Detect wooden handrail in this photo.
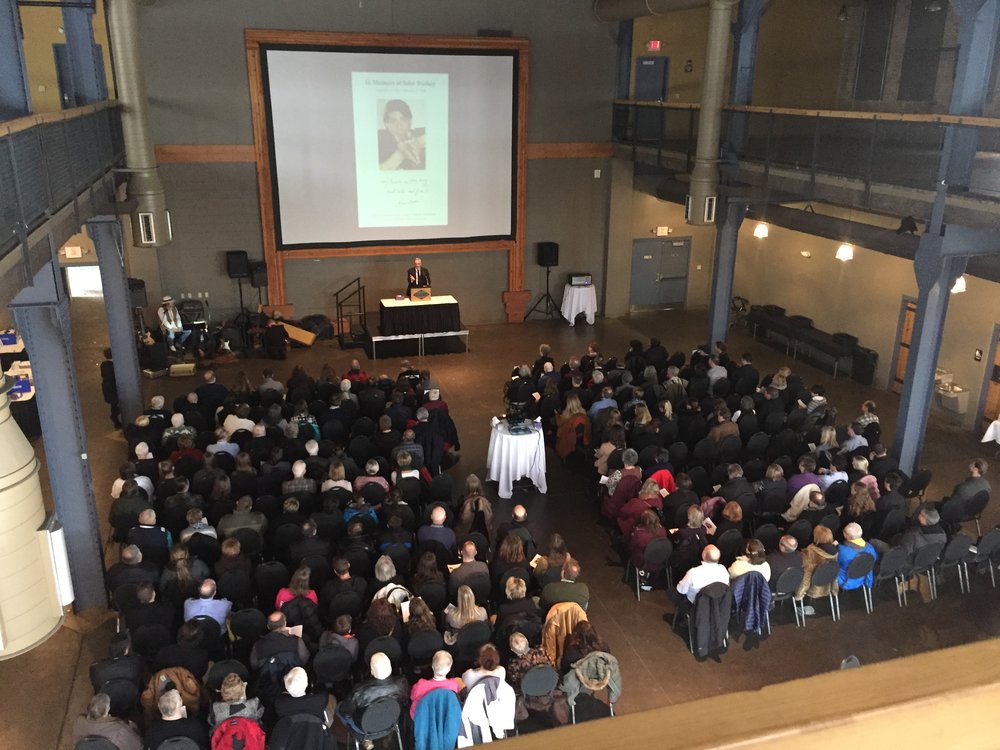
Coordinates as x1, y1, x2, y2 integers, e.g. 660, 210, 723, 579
1, 99, 121, 138
612, 98, 1000, 128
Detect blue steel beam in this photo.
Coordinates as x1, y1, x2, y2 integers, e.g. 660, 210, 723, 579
0, 0, 31, 118
62, 3, 105, 105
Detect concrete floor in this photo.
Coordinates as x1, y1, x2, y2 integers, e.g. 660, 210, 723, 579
2, 295, 997, 749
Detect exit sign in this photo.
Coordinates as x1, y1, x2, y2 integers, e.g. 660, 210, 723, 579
646, 40, 661, 52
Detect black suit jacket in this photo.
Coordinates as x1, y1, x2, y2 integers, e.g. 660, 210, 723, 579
407, 266, 431, 289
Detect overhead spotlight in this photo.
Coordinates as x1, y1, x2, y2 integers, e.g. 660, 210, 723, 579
836, 243, 854, 261
837, 4, 849, 21
753, 222, 769, 239
896, 215, 919, 235
925, 0, 943, 11
951, 275, 966, 293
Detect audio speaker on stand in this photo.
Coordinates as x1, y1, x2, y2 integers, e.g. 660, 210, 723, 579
525, 242, 560, 320
537, 242, 559, 268
226, 250, 250, 279
250, 261, 268, 288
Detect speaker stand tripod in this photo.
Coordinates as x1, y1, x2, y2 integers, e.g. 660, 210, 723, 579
525, 266, 560, 320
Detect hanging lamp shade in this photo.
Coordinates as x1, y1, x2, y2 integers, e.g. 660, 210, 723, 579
835, 243, 854, 261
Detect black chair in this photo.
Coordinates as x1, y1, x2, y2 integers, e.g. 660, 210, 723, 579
344, 547, 375, 580
460, 532, 492, 564
112, 583, 139, 633
824, 480, 850, 508
843, 553, 876, 614
756, 487, 788, 518
216, 569, 253, 609
349, 697, 403, 750
312, 645, 354, 689
382, 543, 413, 579
770, 566, 804, 627
406, 628, 445, 671
807, 559, 842, 621
463, 574, 493, 609
937, 534, 972, 594
715, 529, 744, 567
363, 635, 404, 673
873, 547, 910, 607
876, 509, 906, 542
451, 620, 493, 669
903, 468, 932, 500
254, 560, 290, 611
625, 536, 673, 601
668, 442, 688, 472
130, 623, 172, 660
98, 677, 140, 717
754, 523, 780, 553
230, 608, 268, 643
962, 491, 991, 537
272, 523, 303, 563
907, 541, 945, 600
744, 432, 770, 462
190, 615, 227, 660
205, 659, 249, 694
74, 738, 120, 750
817, 513, 840, 538
690, 438, 718, 470
687, 466, 711, 498
232, 527, 263, 559
786, 519, 813, 550
971, 528, 1000, 588
718, 436, 742, 464
416, 581, 448, 616
516, 665, 560, 734
673, 582, 731, 657
299, 554, 331, 591
327, 590, 364, 622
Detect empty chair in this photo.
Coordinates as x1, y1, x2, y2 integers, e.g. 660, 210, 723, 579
715, 529, 743, 568
903, 469, 932, 500
970, 529, 1000, 588
327, 590, 364, 622
907, 541, 945, 600
216, 569, 253, 609
876, 509, 906, 543
786, 519, 813, 551
817, 513, 840, 538
254, 560, 290, 611
754, 524, 780, 553
937, 534, 973, 594
824, 480, 850, 509
744, 432, 770, 462
770, 566, 805, 627
873, 547, 910, 607
451, 620, 492, 670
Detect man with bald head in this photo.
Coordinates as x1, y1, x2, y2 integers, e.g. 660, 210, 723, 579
496, 504, 537, 558
338, 652, 410, 734
672, 544, 729, 611
417, 504, 456, 553
182, 578, 231, 632
837, 522, 877, 590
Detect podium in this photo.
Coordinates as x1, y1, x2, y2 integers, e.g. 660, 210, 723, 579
410, 286, 432, 302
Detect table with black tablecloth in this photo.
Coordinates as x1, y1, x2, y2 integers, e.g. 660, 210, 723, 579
379, 295, 462, 336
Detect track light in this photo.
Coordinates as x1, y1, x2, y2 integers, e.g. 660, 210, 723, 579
836, 243, 854, 261
926, 1, 943, 12
951, 275, 966, 293
838, 4, 849, 21
753, 222, 769, 239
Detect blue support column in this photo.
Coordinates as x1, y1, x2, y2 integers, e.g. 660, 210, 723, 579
9, 264, 106, 610
707, 200, 745, 347
892, 239, 967, 475
0, 0, 31, 119
945, 0, 999, 189
723, 0, 765, 170
62, 4, 105, 106
89, 216, 143, 425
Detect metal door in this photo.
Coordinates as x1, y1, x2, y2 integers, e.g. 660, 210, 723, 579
634, 56, 668, 141
629, 238, 689, 311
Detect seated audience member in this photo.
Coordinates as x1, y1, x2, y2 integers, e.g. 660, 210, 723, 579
496, 504, 538, 559
273, 666, 333, 727
289, 519, 331, 569
796, 525, 840, 614
183, 578, 231, 633
123, 581, 175, 633
601, 448, 642, 521
214, 537, 252, 579
321, 461, 354, 494
127, 509, 172, 567
337, 652, 409, 735
319, 614, 359, 662
73, 693, 142, 750
249, 612, 310, 670
841, 483, 877, 539
940, 459, 991, 516
555, 393, 591, 460
160, 545, 210, 608
559, 620, 610, 674
786, 455, 821, 502
90, 633, 145, 695
496, 576, 542, 628
405, 597, 439, 638
766, 535, 803, 585
837, 522, 878, 589
451, 540, 490, 590
443, 584, 488, 645
416, 505, 457, 553
462, 643, 506, 693
838, 421, 869, 455
876, 472, 907, 514
409, 650, 462, 719
216, 496, 268, 540
728, 539, 771, 581
275, 565, 319, 610
670, 544, 728, 615
856, 400, 879, 429
616, 479, 665, 538
852, 456, 881, 500
628, 509, 667, 590
209, 672, 264, 728
867, 443, 898, 487
370, 555, 411, 605
144, 689, 210, 750
816, 453, 849, 492
507, 631, 555, 698
154, 621, 208, 678
714, 501, 745, 538
899, 505, 948, 558
492, 533, 529, 585
540, 560, 590, 612
670, 506, 711, 578
180, 507, 217, 544
106, 544, 159, 592
533, 532, 571, 588
355, 599, 404, 659
796, 490, 832, 527
410, 551, 445, 590
455, 474, 493, 542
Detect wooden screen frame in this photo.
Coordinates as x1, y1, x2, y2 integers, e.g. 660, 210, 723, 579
245, 29, 529, 312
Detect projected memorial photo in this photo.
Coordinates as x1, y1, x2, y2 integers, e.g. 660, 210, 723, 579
378, 99, 426, 170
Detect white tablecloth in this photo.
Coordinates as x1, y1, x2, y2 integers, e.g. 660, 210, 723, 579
486, 422, 547, 499
560, 284, 597, 326
982, 420, 1000, 445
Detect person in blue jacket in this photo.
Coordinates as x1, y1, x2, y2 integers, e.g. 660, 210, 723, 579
837, 522, 877, 589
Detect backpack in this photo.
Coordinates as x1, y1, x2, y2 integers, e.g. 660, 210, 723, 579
211, 717, 266, 750
252, 650, 302, 702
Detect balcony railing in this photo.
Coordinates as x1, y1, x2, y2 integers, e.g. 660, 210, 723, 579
612, 99, 1000, 204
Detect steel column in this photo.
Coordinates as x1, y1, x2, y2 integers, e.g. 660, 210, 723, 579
89, 216, 142, 425
707, 200, 745, 346
945, 0, 999, 189
722, 0, 765, 173
0, 0, 30, 118
9, 263, 106, 610
61, 3, 105, 105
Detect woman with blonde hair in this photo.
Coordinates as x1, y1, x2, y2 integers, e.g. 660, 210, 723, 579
796, 525, 839, 602
321, 461, 352, 493
443, 584, 487, 645
159, 544, 209, 607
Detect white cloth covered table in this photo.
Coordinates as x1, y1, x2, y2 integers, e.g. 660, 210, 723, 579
486, 421, 547, 499
981, 419, 1000, 446
560, 284, 597, 326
